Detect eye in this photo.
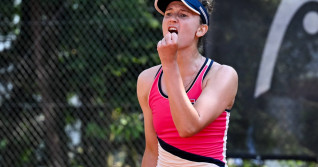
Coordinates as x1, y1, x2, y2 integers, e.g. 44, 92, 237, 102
165, 12, 172, 17
179, 13, 187, 17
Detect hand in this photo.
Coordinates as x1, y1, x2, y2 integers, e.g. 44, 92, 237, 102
157, 32, 178, 65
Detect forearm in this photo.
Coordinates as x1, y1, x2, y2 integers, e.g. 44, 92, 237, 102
162, 63, 201, 137
141, 149, 158, 167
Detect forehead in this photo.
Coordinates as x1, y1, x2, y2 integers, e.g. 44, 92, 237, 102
166, 1, 190, 11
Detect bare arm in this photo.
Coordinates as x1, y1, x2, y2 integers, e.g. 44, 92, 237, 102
163, 63, 238, 137
157, 32, 238, 138
137, 67, 160, 167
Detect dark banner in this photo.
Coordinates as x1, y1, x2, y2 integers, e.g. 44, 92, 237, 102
207, 0, 318, 158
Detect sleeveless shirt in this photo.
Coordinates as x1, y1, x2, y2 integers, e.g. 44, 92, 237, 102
148, 58, 230, 167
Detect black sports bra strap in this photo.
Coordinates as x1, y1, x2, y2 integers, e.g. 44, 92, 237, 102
154, 66, 162, 79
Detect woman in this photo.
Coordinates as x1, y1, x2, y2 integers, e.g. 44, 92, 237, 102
137, 0, 238, 166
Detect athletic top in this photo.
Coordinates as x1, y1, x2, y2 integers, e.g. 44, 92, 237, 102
148, 58, 230, 167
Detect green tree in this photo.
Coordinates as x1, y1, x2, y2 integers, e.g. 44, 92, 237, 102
56, 0, 161, 166
1, 0, 162, 166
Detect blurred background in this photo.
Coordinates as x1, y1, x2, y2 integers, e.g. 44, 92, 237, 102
0, 0, 317, 166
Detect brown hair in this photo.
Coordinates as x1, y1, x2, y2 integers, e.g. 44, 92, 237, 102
197, 0, 214, 54
199, 0, 214, 15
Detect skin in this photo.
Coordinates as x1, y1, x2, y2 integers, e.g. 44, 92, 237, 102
137, 1, 238, 167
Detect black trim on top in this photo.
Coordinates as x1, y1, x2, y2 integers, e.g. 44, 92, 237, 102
158, 72, 168, 98
158, 137, 225, 167
203, 59, 213, 80
154, 66, 162, 79
225, 109, 231, 112
158, 57, 208, 98
186, 57, 208, 92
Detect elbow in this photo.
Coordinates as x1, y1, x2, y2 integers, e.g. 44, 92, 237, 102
177, 127, 198, 138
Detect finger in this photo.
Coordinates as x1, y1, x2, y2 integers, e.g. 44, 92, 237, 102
164, 32, 172, 44
171, 32, 178, 44
160, 38, 166, 46
157, 40, 162, 48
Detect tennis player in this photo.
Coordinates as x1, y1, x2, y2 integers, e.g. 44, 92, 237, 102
137, 0, 238, 166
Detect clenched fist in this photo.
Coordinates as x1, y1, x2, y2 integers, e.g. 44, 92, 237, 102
157, 32, 178, 65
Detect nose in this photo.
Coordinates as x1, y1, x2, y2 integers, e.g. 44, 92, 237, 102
167, 14, 178, 23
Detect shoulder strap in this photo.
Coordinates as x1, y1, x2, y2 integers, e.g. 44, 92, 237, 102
154, 66, 162, 79
203, 58, 213, 80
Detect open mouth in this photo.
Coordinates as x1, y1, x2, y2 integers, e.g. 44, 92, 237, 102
168, 27, 178, 34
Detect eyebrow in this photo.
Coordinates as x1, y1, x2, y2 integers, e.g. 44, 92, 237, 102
165, 7, 191, 13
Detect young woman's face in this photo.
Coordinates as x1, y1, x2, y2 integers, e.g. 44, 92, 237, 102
162, 1, 201, 48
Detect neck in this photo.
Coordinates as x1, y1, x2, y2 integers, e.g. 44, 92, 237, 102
176, 45, 204, 77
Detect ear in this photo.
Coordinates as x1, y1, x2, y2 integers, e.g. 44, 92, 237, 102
196, 24, 209, 37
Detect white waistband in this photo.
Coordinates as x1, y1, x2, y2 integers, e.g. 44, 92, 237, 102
157, 143, 221, 167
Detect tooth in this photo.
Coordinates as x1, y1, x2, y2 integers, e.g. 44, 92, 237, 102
168, 27, 178, 34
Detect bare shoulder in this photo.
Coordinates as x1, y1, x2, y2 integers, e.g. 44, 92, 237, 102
202, 61, 238, 109
137, 65, 162, 98
137, 65, 162, 87
208, 62, 238, 81
138, 65, 161, 82
203, 61, 238, 88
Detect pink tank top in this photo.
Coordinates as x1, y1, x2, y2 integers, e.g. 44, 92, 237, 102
149, 58, 230, 166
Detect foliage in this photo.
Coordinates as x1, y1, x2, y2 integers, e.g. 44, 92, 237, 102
110, 108, 144, 142
1, 0, 318, 166
1, 0, 160, 166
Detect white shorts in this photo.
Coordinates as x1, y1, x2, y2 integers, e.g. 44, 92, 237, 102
157, 143, 223, 167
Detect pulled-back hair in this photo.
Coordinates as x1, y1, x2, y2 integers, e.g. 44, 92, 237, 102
199, 0, 214, 15
198, 0, 214, 54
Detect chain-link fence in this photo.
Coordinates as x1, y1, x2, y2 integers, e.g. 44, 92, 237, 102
0, 0, 163, 166
1, 0, 318, 167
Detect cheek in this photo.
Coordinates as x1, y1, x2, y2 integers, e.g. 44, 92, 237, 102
161, 22, 165, 35
179, 25, 197, 39
180, 19, 200, 35
162, 20, 169, 36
